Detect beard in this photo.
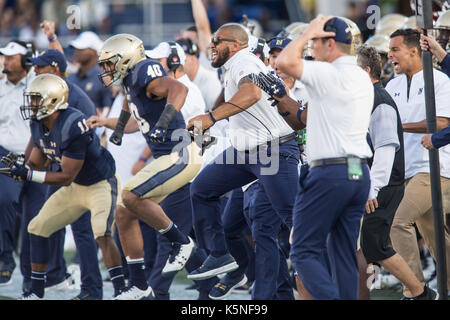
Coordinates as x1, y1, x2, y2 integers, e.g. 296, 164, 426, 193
211, 47, 230, 68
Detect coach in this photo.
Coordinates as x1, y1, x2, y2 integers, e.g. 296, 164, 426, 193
186, 22, 300, 281
276, 15, 374, 299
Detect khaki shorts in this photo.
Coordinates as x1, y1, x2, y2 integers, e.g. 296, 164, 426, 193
28, 174, 121, 239
120, 141, 202, 205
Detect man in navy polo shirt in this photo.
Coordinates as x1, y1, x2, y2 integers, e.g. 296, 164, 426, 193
27, 50, 105, 300
67, 31, 112, 117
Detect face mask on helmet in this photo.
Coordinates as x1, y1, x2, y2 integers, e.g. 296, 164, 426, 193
21, 92, 66, 121
98, 54, 123, 87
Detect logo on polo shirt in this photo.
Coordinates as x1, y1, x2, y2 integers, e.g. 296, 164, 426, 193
418, 88, 423, 95
85, 82, 93, 91
394, 92, 400, 97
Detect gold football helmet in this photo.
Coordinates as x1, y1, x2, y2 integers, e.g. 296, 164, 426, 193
375, 23, 401, 37
364, 34, 390, 54
21, 74, 69, 120
434, 10, 450, 51
98, 33, 146, 87
277, 22, 306, 38
400, 16, 417, 30
375, 14, 408, 33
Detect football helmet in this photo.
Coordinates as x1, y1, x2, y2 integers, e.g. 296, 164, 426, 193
365, 34, 390, 54
375, 14, 408, 34
285, 23, 312, 58
98, 33, 146, 87
434, 10, 450, 51
21, 74, 68, 120
400, 16, 417, 29
364, 35, 393, 80
240, 14, 264, 38
277, 22, 306, 38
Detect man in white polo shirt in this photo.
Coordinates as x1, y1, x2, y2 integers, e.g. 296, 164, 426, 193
275, 15, 374, 300
386, 28, 450, 298
0, 40, 36, 285
185, 23, 300, 281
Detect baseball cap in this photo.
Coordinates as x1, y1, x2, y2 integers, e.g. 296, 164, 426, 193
29, 49, 67, 73
146, 42, 186, 65
323, 17, 352, 44
0, 41, 28, 56
268, 37, 292, 52
69, 31, 103, 54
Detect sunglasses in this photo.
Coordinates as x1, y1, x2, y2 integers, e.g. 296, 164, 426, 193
211, 36, 238, 46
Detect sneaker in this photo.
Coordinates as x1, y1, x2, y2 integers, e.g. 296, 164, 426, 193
72, 292, 101, 300
45, 273, 76, 291
209, 274, 248, 300
187, 253, 239, 280
234, 279, 254, 292
401, 286, 439, 300
0, 270, 13, 286
113, 285, 155, 300
162, 237, 196, 277
18, 292, 43, 300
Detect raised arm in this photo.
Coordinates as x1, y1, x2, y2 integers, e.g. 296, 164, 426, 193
190, 0, 213, 54
40, 20, 64, 54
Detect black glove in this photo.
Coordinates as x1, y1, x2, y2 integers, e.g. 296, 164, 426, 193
0, 160, 29, 182
148, 127, 168, 143
248, 72, 287, 100
1, 152, 24, 168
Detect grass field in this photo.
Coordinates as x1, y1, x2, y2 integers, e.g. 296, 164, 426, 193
0, 249, 408, 301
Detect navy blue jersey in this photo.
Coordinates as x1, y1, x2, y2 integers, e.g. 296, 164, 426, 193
67, 81, 97, 118
30, 107, 115, 186
123, 59, 187, 158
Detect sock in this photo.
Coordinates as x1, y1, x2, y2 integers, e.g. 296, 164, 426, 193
159, 222, 189, 244
126, 257, 147, 290
108, 266, 126, 296
31, 271, 46, 298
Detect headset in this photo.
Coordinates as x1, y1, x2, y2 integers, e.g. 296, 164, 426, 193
10, 40, 34, 71
167, 41, 181, 72
177, 38, 199, 58
252, 38, 266, 62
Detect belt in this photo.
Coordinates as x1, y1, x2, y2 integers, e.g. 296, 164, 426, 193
309, 157, 368, 169
244, 132, 297, 154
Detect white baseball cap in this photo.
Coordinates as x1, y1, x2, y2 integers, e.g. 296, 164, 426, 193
0, 41, 28, 56
146, 42, 186, 65
69, 31, 103, 54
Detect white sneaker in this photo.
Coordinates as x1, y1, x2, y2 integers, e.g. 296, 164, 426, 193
114, 285, 154, 300
19, 293, 43, 300
45, 274, 76, 292
162, 237, 195, 276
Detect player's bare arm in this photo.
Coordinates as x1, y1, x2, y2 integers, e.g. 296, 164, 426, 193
27, 147, 51, 171
146, 76, 188, 112
42, 156, 84, 186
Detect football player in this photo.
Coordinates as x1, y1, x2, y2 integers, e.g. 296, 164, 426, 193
91, 34, 201, 300
3, 74, 125, 299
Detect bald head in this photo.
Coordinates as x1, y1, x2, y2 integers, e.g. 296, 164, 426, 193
218, 23, 249, 46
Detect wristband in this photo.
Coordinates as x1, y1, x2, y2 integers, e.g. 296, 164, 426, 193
208, 111, 217, 124
138, 156, 148, 162
155, 104, 178, 129
28, 170, 46, 183
48, 35, 57, 42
